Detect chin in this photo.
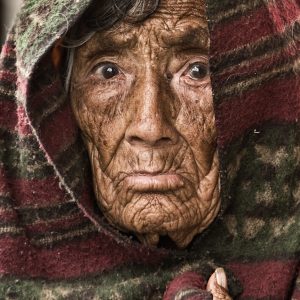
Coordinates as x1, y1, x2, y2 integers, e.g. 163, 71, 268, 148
99, 178, 220, 248
89, 142, 220, 249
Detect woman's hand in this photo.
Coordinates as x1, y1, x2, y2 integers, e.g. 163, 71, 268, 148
207, 268, 232, 300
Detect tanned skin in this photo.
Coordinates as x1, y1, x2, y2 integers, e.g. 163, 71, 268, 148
71, 0, 220, 248
71, 0, 232, 298
71, 0, 219, 249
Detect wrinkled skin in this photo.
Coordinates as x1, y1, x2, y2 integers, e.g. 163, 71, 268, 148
207, 268, 232, 300
70, 0, 220, 249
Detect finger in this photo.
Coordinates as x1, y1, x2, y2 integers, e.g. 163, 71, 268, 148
215, 267, 228, 290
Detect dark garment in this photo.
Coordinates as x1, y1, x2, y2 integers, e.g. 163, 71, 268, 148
0, 0, 299, 298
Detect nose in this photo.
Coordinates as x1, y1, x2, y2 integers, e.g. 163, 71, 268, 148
125, 74, 178, 148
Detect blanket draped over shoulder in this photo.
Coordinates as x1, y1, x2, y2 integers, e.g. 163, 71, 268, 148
0, 0, 299, 299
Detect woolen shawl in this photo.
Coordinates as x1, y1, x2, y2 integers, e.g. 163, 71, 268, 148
0, 0, 299, 298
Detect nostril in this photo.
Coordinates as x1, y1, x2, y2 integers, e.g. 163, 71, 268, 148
154, 137, 173, 147
127, 136, 145, 145
127, 136, 173, 147
160, 137, 172, 143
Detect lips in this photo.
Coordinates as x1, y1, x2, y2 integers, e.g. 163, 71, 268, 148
124, 173, 184, 192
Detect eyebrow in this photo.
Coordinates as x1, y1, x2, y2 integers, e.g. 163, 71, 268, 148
82, 36, 137, 59
86, 33, 138, 58
162, 27, 209, 49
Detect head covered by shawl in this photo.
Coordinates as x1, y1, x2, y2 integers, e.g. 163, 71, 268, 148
0, 0, 299, 299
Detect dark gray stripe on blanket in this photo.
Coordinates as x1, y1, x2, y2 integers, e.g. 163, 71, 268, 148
212, 21, 300, 73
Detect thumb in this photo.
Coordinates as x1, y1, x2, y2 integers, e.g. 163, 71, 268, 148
206, 267, 228, 292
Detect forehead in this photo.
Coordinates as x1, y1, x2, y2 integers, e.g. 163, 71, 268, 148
120, 0, 206, 35
81, 0, 208, 52
157, 0, 206, 18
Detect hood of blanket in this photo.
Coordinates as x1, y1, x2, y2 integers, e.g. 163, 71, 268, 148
14, 0, 127, 243
3, 0, 300, 275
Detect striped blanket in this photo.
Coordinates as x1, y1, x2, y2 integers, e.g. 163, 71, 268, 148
0, 0, 299, 298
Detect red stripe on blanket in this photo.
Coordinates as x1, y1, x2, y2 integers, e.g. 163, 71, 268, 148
0, 101, 17, 131
216, 76, 300, 147
0, 103, 32, 135
0, 210, 19, 223
0, 43, 14, 56
267, 0, 300, 33
292, 290, 300, 299
39, 104, 78, 158
16, 105, 32, 135
211, 6, 274, 54
227, 259, 298, 298
4, 177, 70, 206
0, 234, 165, 279
214, 41, 300, 84
0, 70, 17, 82
211, 1, 299, 55
163, 271, 207, 300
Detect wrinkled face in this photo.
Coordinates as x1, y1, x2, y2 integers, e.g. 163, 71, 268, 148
71, 0, 220, 248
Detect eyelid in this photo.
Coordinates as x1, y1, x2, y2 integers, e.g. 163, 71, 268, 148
91, 61, 120, 74
175, 58, 208, 78
183, 62, 208, 74
174, 58, 210, 86
183, 57, 208, 70
88, 63, 128, 85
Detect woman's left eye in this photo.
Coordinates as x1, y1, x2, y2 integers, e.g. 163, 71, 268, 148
186, 63, 208, 80
93, 63, 121, 79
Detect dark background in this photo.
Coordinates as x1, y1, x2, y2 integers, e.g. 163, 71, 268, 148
0, 0, 22, 46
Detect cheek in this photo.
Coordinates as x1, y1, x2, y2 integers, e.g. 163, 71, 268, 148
173, 82, 216, 173
175, 83, 216, 145
70, 81, 128, 166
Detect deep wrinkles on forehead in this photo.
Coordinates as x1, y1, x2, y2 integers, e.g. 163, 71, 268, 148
82, 4, 209, 54
156, 0, 206, 17
86, 22, 208, 54
114, 0, 207, 37
78, 0, 208, 59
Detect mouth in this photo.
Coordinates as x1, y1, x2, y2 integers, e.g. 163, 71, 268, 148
124, 172, 184, 192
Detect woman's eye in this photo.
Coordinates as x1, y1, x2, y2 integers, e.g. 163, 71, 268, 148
187, 63, 208, 80
94, 63, 120, 79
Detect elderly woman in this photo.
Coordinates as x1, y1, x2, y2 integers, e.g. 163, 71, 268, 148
0, 0, 299, 299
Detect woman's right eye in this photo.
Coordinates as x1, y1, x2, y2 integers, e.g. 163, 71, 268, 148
93, 63, 121, 80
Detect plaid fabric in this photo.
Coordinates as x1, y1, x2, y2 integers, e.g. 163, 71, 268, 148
0, 0, 299, 298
